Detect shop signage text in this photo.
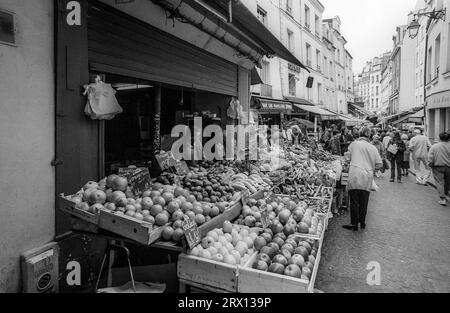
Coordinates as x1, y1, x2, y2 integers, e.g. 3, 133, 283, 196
427, 90, 450, 110
66, 1, 81, 26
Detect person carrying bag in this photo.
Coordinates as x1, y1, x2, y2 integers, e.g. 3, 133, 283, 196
387, 131, 406, 183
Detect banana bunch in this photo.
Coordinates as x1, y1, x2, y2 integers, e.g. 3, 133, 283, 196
230, 173, 271, 194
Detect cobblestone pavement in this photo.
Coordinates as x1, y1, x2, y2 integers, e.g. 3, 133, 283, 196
315, 174, 450, 293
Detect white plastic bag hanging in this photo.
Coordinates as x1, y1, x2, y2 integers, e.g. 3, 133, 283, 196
83, 77, 123, 120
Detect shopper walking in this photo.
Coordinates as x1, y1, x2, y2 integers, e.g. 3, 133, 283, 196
387, 131, 406, 183
383, 132, 393, 150
428, 132, 450, 206
329, 130, 342, 156
340, 128, 354, 156
371, 135, 385, 177
409, 129, 432, 185
401, 134, 410, 176
343, 127, 383, 232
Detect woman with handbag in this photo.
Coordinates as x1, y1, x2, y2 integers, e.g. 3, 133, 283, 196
387, 131, 406, 183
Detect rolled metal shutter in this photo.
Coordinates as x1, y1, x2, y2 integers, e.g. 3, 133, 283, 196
87, 1, 238, 96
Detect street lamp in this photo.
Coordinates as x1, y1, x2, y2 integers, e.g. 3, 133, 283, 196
407, 8, 446, 139
407, 18, 421, 39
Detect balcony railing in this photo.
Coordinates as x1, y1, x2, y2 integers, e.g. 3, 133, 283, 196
260, 84, 273, 98
305, 23, 310, 31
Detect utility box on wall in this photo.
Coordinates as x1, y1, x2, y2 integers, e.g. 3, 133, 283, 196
21, 243, 59, 293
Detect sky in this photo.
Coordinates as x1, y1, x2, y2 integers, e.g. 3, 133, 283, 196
320, 0, 419, 74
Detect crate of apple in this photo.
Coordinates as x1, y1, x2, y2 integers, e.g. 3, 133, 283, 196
235, 196, 324, 237
237, 229, 322, 293
187, 221, 259, 267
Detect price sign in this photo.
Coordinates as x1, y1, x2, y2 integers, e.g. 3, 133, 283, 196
182, 216, 201, 249
155, 152, 177, 171
260, 206, 270, 229
174, 161, 190, 175
118, 167, 151, 197
240, 189, 250, 206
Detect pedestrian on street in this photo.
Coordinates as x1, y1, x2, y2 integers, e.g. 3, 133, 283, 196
387, 131, 406, 183
383, 131, 393, 150
428, 132, 450, 206
401, 134, 410, 176
330, 130, 342, 156
320, 128, 331, 151
371, 135, 385, 178
340, 128, 354, 155
343, 127, 383, 232
409, 129, 432, 185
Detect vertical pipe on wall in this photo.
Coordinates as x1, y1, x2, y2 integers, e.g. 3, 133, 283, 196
153, 85, 162, 153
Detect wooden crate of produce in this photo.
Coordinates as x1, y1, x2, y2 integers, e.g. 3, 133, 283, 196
198, 201, 242, 238
98, 210, 164, 245
237, 236, 322, 293
58, 195, 99, 225
178, 254, 239, 292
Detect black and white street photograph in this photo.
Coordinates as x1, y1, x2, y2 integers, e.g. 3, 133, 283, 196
0, 0, 449, 299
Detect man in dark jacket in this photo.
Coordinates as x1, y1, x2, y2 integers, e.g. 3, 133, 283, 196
330, 130, 342, 156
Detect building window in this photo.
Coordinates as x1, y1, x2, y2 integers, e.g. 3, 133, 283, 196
435, 35, 441, 79
426, 46, 432, 83
447, 23, 450, 71
318, 83, 322, 103
315, 15, 320, 36
287, 29, 294, 52
376, 99, 379, 108
261, 61, 270, 84
376, 75, 379, 82
304, 5, 310, 30
316, 49, 321, 71
376, 86, 379, 95
257, 6, 267, 26
0, 10, 16, 45
288, 73, 296, 96
286, 0, 293, 15
306, 43, 311, 66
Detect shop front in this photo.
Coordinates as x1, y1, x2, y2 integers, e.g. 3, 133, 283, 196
54, 0, 308, 292
252, 96, 293, 127
426, 90, 450, 142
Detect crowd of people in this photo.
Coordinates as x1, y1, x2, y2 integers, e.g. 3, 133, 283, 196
318, 124, 450, 233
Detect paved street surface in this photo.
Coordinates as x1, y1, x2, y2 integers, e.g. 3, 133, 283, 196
315, 174, 450, 293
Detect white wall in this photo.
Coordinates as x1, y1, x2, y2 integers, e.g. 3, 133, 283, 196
399, 34, 417, 112
0, 0, 55, 292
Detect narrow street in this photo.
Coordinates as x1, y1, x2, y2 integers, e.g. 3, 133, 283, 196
316, 174, 450, 293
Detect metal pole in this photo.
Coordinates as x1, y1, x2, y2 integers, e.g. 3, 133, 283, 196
423, 19, 430, 139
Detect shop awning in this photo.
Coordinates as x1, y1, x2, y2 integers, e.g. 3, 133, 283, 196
392, 110, 425, 125
203, 0, 309, 70
326, 110, 366, 127
348, 103, 375, 117
292, 104, 337, 121
284, 96, 314, 106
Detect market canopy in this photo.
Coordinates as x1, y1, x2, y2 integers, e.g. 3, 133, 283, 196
392, 109, 425, 125
286, 118, 315, 129
292, 104, 337, 121
284, 96, 314, 106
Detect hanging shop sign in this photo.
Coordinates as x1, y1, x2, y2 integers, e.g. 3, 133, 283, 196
118, 167, 151, 197
288, 63, 302, 73
260, 101, 293, 112
427, 90, 450, 110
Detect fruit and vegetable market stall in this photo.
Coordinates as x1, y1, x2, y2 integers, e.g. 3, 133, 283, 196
59, 137, 341, 293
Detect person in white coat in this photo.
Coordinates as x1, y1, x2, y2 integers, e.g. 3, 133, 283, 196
409, 129, 432, 185
343, 127, 383, 232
